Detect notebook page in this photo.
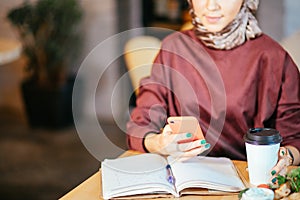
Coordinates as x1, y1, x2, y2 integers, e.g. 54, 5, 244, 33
167, 156, 245, 192
102, 153, 176, 199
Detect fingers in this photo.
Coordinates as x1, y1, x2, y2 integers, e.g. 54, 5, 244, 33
163, 137, 207, 153
278, 147, 287, 158
177, 139, 207, 152
268, 147, 291, 185
271, 147, 290, 176
159, 124, 210, 159
162, 124, 172, 135
271, 158, 288, 176
269, 158, 287, 185
162, 131, 198, 146
182, 143, 210, 157
169, 143, 211, 161
171, 132, 196, 144
162, 125, 202, 143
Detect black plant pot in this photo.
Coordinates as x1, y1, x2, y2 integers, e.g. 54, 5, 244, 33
21, 77, 75, 129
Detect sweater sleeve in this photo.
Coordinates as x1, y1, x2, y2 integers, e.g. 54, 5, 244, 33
275, 54, 300, 152
126, 50, 169, 152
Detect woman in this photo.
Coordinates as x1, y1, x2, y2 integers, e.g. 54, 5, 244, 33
126, 0, 300, 182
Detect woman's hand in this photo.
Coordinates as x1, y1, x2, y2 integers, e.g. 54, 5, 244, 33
269, 147, 294, 186
144, 124, 210, 161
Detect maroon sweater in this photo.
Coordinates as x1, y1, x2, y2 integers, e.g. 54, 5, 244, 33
126, 30, 300, 160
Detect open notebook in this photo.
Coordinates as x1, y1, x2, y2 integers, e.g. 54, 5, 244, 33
101, 153, 246, 199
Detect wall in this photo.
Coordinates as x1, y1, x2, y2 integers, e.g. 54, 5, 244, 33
257, 0, 284, 41
257, 0, 300, 41
284, 0, 300, 37
79, 1, 122, 121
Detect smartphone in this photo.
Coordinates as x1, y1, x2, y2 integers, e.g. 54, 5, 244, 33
167, 116, 205, 143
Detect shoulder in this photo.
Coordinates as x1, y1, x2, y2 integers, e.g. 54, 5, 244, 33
246, 34, 286, 54
243, 34, 299, 76
161, 30, 203, 49
163, 29, 196, 40
236, 34, 289, 68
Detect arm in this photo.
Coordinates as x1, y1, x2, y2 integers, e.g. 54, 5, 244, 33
126, 47, 210, 158
275, 54, 300, 166
127, 73, 210, 157
126, 50, 170, 152
269, 55, 300, 185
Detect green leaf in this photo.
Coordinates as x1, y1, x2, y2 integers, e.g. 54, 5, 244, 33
286, 167, 300, 192
277, 174, 287, 185
238, 188, 249, 199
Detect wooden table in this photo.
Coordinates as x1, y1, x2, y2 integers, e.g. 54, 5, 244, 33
60, 150, 251, 200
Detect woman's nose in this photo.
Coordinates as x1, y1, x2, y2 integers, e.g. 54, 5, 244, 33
206, 0, 220, 11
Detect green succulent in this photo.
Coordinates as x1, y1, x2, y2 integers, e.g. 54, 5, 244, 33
7, 0, 83, 88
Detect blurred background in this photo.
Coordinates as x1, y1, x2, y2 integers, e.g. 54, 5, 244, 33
0, 0, 299, 199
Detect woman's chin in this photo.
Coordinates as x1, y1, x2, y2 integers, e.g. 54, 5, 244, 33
204, 25, 224, 33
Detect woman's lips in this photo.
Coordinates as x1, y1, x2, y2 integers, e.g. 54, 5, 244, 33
205, 16, 221, 23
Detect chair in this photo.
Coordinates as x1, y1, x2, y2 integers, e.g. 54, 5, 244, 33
124, 36, 161, 95
180, 21, 193, 31
280, 31, 300, 72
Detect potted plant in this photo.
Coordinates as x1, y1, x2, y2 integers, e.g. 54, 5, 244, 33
7, 0, 83, 129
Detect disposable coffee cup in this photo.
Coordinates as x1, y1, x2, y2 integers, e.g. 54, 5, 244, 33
244, 128, 282, 186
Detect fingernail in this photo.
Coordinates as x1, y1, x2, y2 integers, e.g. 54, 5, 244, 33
200, 139, 206, 144
271, 170, 276, 176
272, 177, 277, 184
186, 133, 192, 138
205, 143, 210, 149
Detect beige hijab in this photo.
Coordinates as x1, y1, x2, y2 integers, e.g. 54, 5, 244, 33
187, 0, 262, 50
